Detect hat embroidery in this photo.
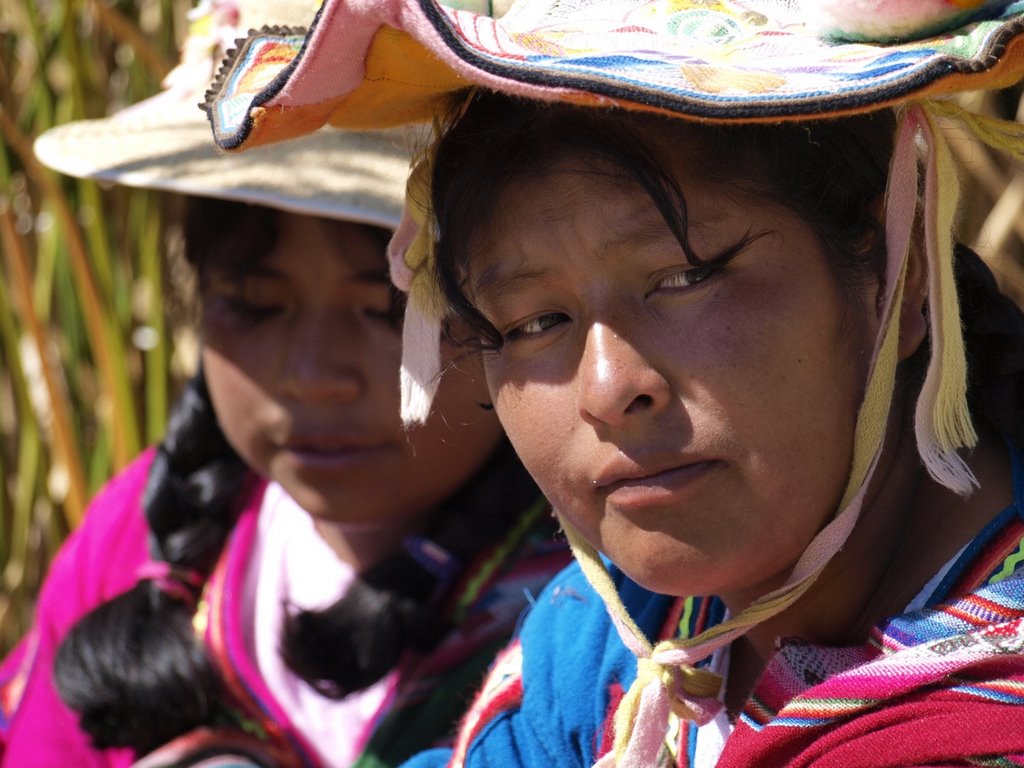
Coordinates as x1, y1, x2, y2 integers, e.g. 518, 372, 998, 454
205, 0, 1024, 152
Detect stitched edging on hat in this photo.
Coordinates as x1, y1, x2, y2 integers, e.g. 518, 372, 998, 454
205, 23, 312, 149
203, 0, 1024, 155
418, 0, 1024, 120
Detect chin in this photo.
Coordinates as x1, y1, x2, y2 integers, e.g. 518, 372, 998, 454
607, 538, 763, 599
608, 545, 708, 597
281, 486, 335, 520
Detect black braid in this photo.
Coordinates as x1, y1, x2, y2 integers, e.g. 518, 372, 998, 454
54, 367, 250, 754
281, 441, 540, 699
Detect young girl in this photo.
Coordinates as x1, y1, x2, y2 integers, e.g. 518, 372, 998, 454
0, 2, 569, 766
206, 0, 1024, 764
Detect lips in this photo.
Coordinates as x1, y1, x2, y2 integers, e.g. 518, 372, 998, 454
285, 435, 380, 453
594, 455, 720, 510
281, 432, 392, 471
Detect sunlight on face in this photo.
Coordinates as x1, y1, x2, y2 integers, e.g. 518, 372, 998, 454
468, 152, 875, 603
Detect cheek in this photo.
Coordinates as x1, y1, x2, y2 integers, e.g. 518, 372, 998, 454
704, 297, 869, 516
492, 377, 577, 502
201, 347, 273, 473
415, 360, 503, 460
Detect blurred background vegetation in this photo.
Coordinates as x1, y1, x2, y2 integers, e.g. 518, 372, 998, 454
0, 0, 191, 655
0, 0, 1023, 659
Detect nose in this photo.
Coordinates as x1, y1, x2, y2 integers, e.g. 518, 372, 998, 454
280, 312, 366, 404
577, 323, 671, 428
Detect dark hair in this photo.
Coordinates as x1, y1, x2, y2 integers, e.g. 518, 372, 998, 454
431, 91, 893, 349
55, 367, 249, 753
430, 91, 1024, 439
56, 198, 535, 753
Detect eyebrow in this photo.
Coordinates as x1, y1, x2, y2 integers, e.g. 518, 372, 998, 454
212, 261, 391, 285
469, 209, 684, 300
206, 261, 280, 282
467, 180, 742, 301
598, 211, 684, 261
470, 262, 551, 303
350, 266, 391, 283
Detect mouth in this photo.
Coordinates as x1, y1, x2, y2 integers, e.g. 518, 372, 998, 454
594, 457, 721, 511
282, 435, 391, 470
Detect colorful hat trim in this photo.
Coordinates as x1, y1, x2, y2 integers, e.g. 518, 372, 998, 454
206, 0, 1024, 152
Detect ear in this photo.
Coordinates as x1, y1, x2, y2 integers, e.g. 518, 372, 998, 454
898, 239, 928, 361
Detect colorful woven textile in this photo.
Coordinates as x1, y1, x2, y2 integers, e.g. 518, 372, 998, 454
719, 576, 1024, 766
401, 570, 1024, 768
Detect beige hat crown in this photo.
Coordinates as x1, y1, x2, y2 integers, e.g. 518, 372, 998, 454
33, 0, 410, 228
237, 0, 322, 28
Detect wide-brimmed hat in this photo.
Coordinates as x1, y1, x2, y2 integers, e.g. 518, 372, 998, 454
34, 0, 412, 228
204, 3, 1024, 765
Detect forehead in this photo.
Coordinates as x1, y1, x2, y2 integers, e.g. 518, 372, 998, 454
468, 117, 714, 238
205, 211, 389, 280
467, 150, 740, 295
274, 213, 388, 273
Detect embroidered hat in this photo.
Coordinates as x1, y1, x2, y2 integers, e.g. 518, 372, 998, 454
204, 2, 1024, 765
204, 0, 1024, 146
34, 0, 412, 228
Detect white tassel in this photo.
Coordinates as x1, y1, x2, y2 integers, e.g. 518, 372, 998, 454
400, 294, 443, 425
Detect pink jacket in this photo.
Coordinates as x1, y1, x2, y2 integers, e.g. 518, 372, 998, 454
0, 448, 569, 767
0, 450, 194, 766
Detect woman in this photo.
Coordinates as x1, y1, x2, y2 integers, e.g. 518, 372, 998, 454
417, 95, 1024, 767
0, 1, 568, 765
204, 0, 1024, 764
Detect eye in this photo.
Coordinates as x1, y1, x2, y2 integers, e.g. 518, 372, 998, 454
221, 284, 286, 322
504, 312, 568, 342
220, 295, 284, 323
650, 231, 764, 297
655, 264, 717, 291
357, 284, 404, 329
204, 271, 289, 324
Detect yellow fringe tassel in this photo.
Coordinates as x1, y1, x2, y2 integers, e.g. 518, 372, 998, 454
915, 103, 979, 494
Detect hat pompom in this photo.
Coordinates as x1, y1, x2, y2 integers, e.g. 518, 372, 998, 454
807, 0, 1012, 42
